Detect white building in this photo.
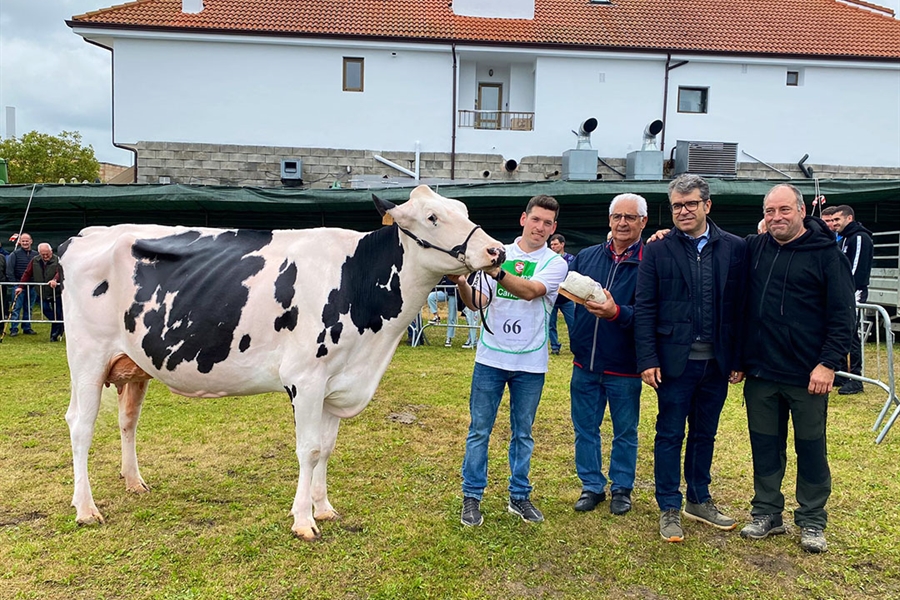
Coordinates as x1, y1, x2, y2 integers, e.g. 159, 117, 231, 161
69, 0, 900, 186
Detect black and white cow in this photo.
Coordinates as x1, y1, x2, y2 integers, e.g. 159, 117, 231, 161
59, 185, 504, 540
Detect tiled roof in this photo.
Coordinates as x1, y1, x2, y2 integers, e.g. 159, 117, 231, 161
69, 0, 900, 60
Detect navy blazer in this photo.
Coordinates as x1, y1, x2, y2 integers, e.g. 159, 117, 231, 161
634, 219, 746, 379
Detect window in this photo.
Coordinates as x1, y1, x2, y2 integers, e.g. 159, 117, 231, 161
786, 71, 799, 86
677, 87, 708, 113
343, 58, 364, 92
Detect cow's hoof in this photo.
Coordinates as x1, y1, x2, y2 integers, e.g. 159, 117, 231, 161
125, 481, 151, 494
292, 524, 321, 541
314, 509, 340, 522
76, 511, 105, 526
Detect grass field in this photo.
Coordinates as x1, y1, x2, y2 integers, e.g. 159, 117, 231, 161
1, 321, 899, 599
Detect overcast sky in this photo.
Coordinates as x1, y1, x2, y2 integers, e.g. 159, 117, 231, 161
1, 0, 899, 167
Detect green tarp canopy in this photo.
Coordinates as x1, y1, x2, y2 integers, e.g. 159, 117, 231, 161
1, 179, 899, 252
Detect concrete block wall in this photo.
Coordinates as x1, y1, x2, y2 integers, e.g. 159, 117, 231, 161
136, 142, 900, 188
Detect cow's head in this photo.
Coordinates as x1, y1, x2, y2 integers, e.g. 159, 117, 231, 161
373, 185, 505, 274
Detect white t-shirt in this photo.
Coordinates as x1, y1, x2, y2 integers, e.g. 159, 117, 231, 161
473, 239, 568, 374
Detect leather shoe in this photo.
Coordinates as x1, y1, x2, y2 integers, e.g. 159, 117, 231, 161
610, 490, 632, 515
574, 490, 606, 512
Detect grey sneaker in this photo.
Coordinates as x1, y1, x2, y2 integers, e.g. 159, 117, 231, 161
659, 508, 684, 542
800, 527, 828, 553
508, 498, 544, 523
683, 500, 737, 530
461, 496, 483, 527
740, 513, 786, 540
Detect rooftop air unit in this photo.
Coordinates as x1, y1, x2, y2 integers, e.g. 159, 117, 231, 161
562, 118, 599, 181
673, 140, 738, 177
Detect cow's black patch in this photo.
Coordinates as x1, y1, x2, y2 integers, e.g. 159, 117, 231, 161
239, 334, 251, 352
274, 307, 298, 331
316, 225, 404, 357
125, 229, 271, 373
274, 260, 297, 308
92, 281, 109, 297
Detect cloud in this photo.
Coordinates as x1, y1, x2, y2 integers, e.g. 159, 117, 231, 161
0, 0, 132, 165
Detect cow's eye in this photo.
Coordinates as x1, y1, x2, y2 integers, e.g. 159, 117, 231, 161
428, 214, 438, 225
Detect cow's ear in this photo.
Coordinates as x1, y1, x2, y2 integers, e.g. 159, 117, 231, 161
372, 194, 396, 217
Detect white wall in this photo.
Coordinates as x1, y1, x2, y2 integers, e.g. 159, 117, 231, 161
664, 59, 900, 167
110, 35, 900, 168
114, 38, 455, 153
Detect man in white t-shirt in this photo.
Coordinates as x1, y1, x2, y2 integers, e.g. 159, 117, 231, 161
452, 194, 569, 526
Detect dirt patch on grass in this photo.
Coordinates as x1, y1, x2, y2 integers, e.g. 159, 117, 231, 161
0, 510, 47, 527
745, 552, 797, 576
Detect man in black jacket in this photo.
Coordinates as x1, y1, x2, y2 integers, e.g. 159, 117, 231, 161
635, 174, 746, 543
739, 184, 855, 554
830, 205, 874, 395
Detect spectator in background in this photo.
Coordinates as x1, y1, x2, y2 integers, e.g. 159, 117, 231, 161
635, 174, 745, 543
427, 275, 461, 347
830, 205, 874, 395
757, 219, 767, 235
0, 238, 8, 338
568, 193, 647, 516
452, 195, 568, 527
820, 206, 840, 236
5, 233, 38, 336
739, 184, 854, 554
548, 233, 576, 355
17, 243, 65, 341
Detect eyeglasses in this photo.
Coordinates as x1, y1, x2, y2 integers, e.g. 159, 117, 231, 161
670, 200, 704, 213
610, 213, 642, 223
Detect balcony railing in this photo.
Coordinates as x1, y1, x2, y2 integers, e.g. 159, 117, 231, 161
458, 110, 534, 131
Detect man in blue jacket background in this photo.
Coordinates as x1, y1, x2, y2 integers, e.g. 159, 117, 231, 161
568, 193, 646, 516
635, 174, 746, 543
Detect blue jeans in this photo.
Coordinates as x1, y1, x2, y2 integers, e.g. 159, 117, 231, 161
463, 307, 479, 345
462, 363, 545, 500
571, 365, 642, 494
9, 287, 38, 333
653, 359, 728, 511
427, 290, 458, 338
549, 301, 575, 352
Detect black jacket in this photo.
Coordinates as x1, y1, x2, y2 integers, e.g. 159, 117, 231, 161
742, 217, 855, 387
635, 219, 746, 379
839, 220, 874, 300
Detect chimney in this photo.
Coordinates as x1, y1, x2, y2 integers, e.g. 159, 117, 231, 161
452, 0, 534, 19
182, 0, 203, 14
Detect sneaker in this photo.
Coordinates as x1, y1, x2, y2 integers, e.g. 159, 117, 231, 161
9, 330, 18, 337
461, 341, 476, 349
508, 498, 544, 523
23, 330, 37, 335
550, 348, 560, 355
683, 500, 737, 530
838, 380, 864, 395
660, 508, 684, 542
461, 496, 483, 527
444, 339, 453, 347
799, 526, 828, 553
740, 513, 786, 540
428, 316, 440, 325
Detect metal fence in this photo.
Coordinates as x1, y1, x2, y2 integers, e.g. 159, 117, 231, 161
457, 110, 535, 131
0, 281, 63, 325
836, 302, 899, 443
410, 285, 481, 348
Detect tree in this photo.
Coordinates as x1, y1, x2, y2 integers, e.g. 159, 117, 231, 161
0, 130, 100, 184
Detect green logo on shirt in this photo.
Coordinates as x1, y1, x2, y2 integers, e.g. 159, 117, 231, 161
496, 259, 536, 300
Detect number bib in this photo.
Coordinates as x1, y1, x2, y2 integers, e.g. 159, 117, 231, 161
480, 258, 552, 355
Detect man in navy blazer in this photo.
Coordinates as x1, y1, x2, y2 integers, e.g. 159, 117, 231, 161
634, 174, 745, 543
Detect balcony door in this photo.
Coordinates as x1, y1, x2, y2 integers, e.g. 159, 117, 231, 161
476, 83, 502, 130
